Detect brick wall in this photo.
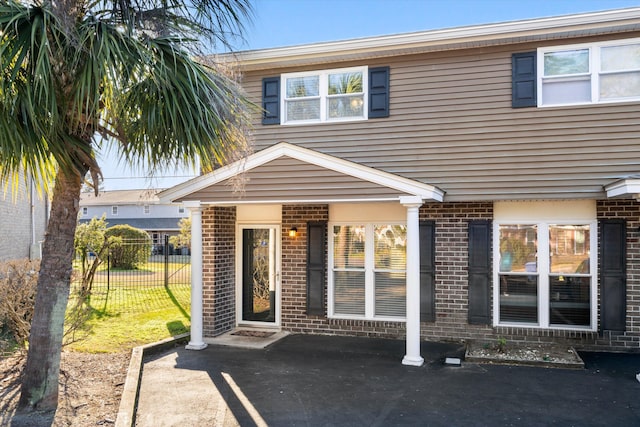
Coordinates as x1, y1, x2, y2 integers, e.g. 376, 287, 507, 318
202, 206, 236, 337
202, 200, 639, 352
419, 202, 495, 342
595, 200, 640, 351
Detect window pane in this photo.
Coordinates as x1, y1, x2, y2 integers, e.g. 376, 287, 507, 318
542, 79, 591, 104
499, 275, 538, 323
286, 99, 320, 121
549, 276, 590, 326
333, 225, 365, 269
601, 44, 640, 71
549, 225, 590, 274
375, 271, 406, 317
286, 76, 319, 98
544, 49, 589, 76
374, 225, 406, 269
499, 225, 537, 273
334, 270, 365, 316
328, 95, 364, 119
328, 72, 363, 95
600, 72, 640, 100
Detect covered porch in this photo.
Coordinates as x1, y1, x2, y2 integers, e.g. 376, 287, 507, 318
159, 142, 444, 365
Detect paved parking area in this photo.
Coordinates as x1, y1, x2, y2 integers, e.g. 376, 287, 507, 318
135, 335, 640, 426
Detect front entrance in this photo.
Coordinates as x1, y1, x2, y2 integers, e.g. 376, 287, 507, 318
239, 225, 280, 325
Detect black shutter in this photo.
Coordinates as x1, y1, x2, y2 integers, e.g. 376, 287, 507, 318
368, 66, 390, 118
420, 221, 436, 322
262, 76, 280, 125
512, 51, 537, 108
468, 220, 492, 324
307, 221, 326, 316
600, 219, 626, 331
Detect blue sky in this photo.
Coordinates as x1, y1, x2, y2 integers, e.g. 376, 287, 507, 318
100, 0, 640, 190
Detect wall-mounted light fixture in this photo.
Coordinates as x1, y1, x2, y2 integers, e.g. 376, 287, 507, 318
289, 227, 298, 238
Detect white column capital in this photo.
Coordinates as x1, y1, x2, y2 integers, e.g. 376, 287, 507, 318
182, 200, 203, 211
399, 196, 424, 207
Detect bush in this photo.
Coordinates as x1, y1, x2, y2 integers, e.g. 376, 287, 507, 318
0, 259, 39, 348
105, 224, 152, 269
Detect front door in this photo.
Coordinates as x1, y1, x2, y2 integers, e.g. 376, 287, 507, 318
239, 226, 280, 325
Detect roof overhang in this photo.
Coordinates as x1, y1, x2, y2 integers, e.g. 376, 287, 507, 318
159, 142, 444, 205
605, 178, 640, 200
216, 8, 640, 71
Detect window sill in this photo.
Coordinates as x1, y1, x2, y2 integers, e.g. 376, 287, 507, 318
329, 315, 406, 323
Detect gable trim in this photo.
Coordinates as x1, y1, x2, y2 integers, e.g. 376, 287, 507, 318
159, 142, 444, 203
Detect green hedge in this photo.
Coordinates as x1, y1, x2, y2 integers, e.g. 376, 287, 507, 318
105, 225, 152, 269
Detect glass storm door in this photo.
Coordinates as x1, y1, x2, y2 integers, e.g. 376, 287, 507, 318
241, 227, 279, 324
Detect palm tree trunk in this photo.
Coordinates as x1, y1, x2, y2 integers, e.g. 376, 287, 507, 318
18, 167, 85, 412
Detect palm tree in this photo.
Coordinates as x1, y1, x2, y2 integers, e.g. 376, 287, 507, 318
0, 0, 254, 412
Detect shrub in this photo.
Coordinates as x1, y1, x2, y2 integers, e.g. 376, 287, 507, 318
105, 224, 152, 269
0, 259, 39, 347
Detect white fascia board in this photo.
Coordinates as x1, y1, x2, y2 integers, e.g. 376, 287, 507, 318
605, 178, 640, 198
158, 142, 444, 203
220, 8, 640, 71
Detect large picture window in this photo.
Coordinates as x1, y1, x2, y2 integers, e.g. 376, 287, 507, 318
538, 38, 640, 106
496, 220, 596, 330
330, 223, 406, 320
282, 67, 367, 124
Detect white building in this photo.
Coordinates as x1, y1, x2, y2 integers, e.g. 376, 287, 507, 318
79, 189, 187, 250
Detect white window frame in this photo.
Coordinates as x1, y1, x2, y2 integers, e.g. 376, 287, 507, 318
143, 204, 150, 215
178, 206, 185, 214
111, 206, 118, 216
281, 66, 368, 125
493, 220, 597, 331
538, 37, 640, 107
328, 221, 406, 322
82, 207, 88, 216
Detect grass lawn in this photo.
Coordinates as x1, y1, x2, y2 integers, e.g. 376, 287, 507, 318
67, 258, 191, 353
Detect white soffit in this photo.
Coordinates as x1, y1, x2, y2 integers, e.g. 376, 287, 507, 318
605, 178, 640, 199
158, 142, 444, 204
216, 8, 640, 71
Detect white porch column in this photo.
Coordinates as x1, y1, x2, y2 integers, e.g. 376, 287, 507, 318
184, 201, 207, 350
400, 196, 424, 366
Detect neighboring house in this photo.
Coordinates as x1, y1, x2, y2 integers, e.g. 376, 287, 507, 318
79, 189, 188, 251
160, 8, 640, 362
0, 174, 48, 262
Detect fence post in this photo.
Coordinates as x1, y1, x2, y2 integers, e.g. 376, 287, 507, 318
107, 253, 110, 292
164, 234, 169, 288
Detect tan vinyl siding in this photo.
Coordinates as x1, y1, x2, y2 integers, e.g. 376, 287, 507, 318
241, 33, 640, 201
179, 157, 407, 203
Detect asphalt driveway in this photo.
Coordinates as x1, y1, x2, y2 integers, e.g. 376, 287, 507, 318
135, 335, 640, 426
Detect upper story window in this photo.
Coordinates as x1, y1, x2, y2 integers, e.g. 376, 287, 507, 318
111, 206, 118, 216
282, 67, 367, 124
82, 207, 88, 216
538, 38, 640, 106
143, 205, 150, 215
263, 66, 389, 125
178, 206, 185, 214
